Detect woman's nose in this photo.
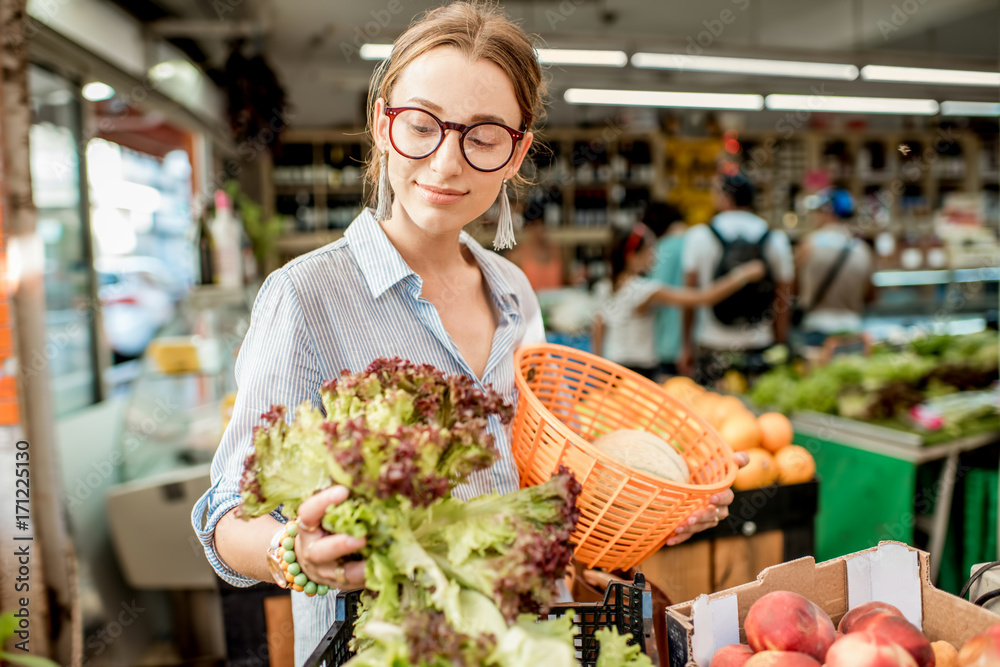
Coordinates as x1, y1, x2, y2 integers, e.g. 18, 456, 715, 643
429, 130, 465, 176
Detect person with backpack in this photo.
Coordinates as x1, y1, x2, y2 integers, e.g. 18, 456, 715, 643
794, 188, 876, 347
679, 173, 795, 386
591, 221, 764, 380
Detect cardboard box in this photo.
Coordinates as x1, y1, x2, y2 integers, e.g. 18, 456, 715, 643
665, 541, 999, 667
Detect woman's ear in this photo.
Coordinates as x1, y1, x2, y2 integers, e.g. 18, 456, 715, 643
505, 131, 534, 181
373, 97, 390, 152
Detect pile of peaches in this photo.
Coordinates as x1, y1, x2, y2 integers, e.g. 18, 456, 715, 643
709, 590, 999, 666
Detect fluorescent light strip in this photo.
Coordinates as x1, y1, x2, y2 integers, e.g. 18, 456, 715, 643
359, 43, 393, 60
536, 48, 627, 67
564, 88, 764, 110
765, 94, 939, 115
632, 53, 858, 80
861, 65, 1000, 87
941, 101, 1000, 116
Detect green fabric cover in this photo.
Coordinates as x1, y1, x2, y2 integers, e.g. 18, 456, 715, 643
796, 432, 917, 562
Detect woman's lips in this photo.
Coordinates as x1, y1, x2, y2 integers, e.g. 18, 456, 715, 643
416, 183, 467, 205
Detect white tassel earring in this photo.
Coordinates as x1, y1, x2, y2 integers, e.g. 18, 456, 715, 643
493, 179, 515, 251
375, 149, 392, 222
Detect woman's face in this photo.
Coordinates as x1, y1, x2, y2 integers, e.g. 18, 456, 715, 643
374, 46, 534, 238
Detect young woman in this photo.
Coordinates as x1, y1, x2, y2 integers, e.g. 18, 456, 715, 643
592, 222, 765, 380
192, 4, 741, 663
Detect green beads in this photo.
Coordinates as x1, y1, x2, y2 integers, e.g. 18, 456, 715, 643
282, 537, 295, 551
294, 573, 308, 587
283, 550, 296, 564
287, 562, 301, 576
303, 582, 317, 595
316, 585, 329, 596
286, 523, 298, 537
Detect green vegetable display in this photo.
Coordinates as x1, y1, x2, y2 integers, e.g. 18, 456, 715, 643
749, 332, 999, 433
238, 358, 642, 666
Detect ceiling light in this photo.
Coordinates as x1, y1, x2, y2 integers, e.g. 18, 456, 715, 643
564, 88, 764, 110
359, 43, 393, 60
536, 49, 627, 67
82, 82, 115, 101
148, 61, 177, 81
765, 94, 939, 115
861, 65, 1000, 87
940, 101, 1000, 116
632, 53, 859, 80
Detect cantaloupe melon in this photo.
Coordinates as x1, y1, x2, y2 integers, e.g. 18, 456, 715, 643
591, 429, 690, 483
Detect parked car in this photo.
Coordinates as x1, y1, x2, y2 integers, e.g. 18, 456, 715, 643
97, 256, 187, 361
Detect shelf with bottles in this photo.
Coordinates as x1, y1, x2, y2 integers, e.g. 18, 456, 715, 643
530, 128, 662, 232
264, 129, 371, 243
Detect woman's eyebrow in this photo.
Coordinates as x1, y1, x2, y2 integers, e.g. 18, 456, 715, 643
405, 97, 510, 126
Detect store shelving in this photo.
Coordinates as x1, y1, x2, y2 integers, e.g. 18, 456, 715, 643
265, 125, 998, 286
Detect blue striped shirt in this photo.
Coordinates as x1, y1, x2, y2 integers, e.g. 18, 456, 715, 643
191, 208, 544, 666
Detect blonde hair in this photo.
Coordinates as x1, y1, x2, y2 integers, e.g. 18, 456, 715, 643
364, 1, 545, 197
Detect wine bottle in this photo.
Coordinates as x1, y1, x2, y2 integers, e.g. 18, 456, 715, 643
198, 211, 215, 285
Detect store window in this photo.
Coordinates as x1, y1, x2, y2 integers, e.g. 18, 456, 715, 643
87, 139, 194, 368
28, 64, 100, 416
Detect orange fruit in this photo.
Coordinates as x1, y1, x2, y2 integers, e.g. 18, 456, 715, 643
706, 395, 746, 429
733, 448, 778, 491
662, 376, 704, 406
718, 410, 761, 452
774, 445, 816, 484
757, 412, 794, 452
689, 391, 718, 421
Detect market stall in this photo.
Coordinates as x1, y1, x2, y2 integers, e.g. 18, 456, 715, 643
747, 331, 999, 591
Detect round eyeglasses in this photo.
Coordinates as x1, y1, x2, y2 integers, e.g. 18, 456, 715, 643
384, 106, 525, 173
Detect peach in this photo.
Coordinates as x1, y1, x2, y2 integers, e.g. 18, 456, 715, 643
931, 640, 958, 667
826, 631, 919, 667
850, 611, 934, 667
838, 600, 905, 633
959, 623, 1000, 667
743, 591, 836, 663
744, 651, 821, 666
710, 644, 753, 667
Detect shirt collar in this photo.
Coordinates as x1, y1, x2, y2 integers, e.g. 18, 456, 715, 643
345, 209, 416, 299
345, 209, 519, 311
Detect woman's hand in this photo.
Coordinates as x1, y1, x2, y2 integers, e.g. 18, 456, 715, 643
294, 485, 367, 591
665, 451, 750, 546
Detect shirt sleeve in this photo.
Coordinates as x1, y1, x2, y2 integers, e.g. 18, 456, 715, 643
681, 225, 709, 274
191, 270, 324, 587
765, 229, 795, 284
627, 277, 663, 311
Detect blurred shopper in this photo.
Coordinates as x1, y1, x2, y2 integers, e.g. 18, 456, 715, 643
795, 188, 876, 346
592, 222, 765, 380
680, 173, 795, 386
508, 215, 564, 290
644, 202, 689, 377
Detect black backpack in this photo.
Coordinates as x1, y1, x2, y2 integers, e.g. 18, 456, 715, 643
707, 224, 776, 326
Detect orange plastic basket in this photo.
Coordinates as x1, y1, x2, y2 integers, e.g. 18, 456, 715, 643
511, 343, 738, 571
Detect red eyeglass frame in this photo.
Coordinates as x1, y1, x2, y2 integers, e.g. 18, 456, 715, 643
383, 106, 526, 173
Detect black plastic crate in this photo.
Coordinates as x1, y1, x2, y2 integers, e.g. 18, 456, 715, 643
305, 574, 652, 667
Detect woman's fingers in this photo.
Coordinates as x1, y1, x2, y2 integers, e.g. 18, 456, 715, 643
708, 487, 736, 508
733, 451, 751, 468
302, 532, 366, 563
297, 485, 349, 531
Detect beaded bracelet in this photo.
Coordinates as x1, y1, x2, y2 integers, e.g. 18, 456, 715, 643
276, 521, 330, 597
